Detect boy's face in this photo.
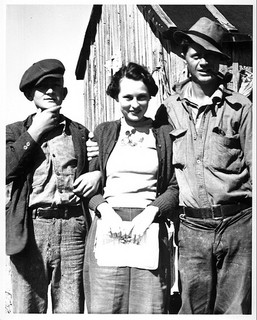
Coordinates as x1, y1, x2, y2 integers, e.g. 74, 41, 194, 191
30, 77, 66, 110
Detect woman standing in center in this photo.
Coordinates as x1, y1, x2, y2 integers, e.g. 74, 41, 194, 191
84, 62, 178, 314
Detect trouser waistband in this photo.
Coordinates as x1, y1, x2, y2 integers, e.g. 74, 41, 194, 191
113, 207, 144, 221
181, 201, 251, 219
30, 205, 83, 219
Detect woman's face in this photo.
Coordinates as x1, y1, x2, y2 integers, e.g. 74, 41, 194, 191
117, 77, 150, 122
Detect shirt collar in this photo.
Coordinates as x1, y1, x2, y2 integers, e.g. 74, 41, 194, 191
58, 114, 69, 133
176, 78, 224, 114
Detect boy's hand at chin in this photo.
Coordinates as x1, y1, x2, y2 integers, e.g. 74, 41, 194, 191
27, 105, 62, 142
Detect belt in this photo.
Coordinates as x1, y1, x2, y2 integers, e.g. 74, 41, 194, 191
182, 201, 251, 219
30, 205, 83, 219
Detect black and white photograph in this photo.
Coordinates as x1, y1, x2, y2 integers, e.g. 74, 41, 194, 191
1, 0, 255, 317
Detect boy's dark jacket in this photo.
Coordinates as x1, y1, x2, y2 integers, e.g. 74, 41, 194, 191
6, 114, 91, 255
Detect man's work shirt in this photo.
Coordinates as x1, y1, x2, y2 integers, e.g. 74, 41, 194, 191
162, 79, 252, 208
29, 120, 81, 208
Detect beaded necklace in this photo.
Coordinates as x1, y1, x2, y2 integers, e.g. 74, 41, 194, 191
120, 117, 153, 147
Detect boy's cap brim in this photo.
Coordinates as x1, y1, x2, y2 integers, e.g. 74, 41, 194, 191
35, 73, 63, 86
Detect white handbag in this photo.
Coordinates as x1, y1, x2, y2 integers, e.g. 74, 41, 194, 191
94, 220, 159, 270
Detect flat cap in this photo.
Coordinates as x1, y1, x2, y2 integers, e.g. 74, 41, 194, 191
19, 59, 65, 93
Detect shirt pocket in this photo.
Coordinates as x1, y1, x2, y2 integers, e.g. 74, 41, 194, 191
170, 128, 188, 169
205, 127, 244, 173
31, 155, 50, 188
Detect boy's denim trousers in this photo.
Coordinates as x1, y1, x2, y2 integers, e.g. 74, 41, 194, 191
10, 215, 86, 313
178, 207, 252, 314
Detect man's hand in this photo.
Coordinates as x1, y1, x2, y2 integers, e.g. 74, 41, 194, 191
27, 106, 61, 142
73, 171, 101, 198
86, 132, 99, 161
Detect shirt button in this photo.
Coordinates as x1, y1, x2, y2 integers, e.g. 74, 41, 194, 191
26, 142, 30, 146
23, 146, 28, 150
197, 159, 201, 164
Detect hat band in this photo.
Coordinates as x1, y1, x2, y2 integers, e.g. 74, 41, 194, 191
186, 30, 223, 52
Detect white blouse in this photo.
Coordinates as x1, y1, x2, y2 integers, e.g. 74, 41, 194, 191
103, 118, 158, 208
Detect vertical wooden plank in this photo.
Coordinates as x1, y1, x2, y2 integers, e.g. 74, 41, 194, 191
83, 4, 251, 128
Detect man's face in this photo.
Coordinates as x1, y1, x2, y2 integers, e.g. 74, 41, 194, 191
185, 45, 222, 85
31, 77, 66, 110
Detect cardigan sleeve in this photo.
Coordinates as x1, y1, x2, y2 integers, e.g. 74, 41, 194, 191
150, 172, 179, 220
149, 123, 179, 220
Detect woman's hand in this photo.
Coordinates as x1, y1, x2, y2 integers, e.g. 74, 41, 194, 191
129, 206, 159, 244
97, 202, 123, 236
73, 171, 101, 198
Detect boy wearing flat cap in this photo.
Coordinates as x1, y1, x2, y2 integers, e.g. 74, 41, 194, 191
6, 58, 101, 313
156, 17, 252, 314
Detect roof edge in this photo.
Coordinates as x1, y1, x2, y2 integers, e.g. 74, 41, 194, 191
75, 5, 102, 80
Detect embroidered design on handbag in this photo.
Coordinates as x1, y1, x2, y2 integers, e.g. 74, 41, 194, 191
94, 220, 159, 270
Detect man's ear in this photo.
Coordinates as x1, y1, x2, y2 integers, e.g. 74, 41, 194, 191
63, 87, 68, 100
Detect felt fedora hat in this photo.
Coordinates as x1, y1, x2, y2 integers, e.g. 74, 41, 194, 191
174, 17, 230, 61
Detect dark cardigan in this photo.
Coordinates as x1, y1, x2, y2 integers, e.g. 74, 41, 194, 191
88, 119, 179, 220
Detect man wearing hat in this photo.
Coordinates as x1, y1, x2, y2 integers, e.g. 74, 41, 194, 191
6, 58, 101, 313
156, 17, 252, 314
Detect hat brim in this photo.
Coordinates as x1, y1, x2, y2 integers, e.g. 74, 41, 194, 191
174, 30, 230, 61
35, 73, 63, 86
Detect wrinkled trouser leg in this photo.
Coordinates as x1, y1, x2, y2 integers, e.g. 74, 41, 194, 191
178, 208, 252, 314
10, 216, 86, 313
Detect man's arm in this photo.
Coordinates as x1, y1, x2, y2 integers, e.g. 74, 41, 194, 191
6, 124, 40, 183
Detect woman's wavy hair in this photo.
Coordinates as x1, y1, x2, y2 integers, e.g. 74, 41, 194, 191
106, 62, 158, 100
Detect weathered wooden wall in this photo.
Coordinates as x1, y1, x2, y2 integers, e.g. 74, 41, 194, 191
83, 5, 252, 131
83, 4, 185, 131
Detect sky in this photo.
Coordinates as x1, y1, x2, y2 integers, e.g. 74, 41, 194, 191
1, 4, 93, 308
3, 3, 93, 125
2, 0, 255, 124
